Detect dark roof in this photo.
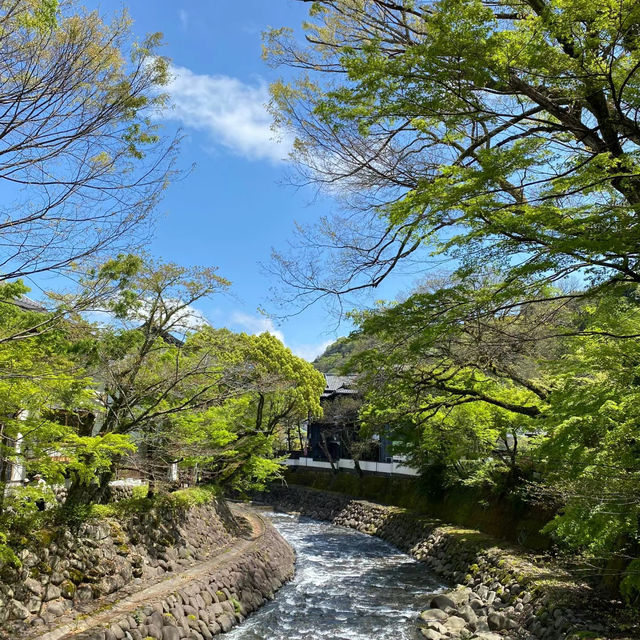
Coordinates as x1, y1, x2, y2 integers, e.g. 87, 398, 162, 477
321, 374, 359, 399
11, 296, 47, 313
148, 326, 185, 347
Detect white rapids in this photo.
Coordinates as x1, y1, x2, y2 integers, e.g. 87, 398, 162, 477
225, 509, 445, 640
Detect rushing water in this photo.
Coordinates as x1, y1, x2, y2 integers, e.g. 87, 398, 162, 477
226, 510, 444, 640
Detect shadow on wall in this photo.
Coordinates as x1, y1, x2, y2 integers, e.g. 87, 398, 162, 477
283, 468, 554, 551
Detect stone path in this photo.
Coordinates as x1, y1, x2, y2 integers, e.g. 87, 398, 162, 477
33, 504, 265, 640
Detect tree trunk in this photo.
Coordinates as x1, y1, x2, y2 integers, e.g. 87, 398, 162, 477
65, 469, 113, 506
319, 432, 338, 475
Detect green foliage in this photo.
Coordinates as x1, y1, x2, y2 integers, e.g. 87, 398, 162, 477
266, 1, 640, 591
537, 289, 640, 555
0, 0, 177, 282
620, 559, 640, 605
0, 281, 134, 513
0, 531, 19, 567
157, 485, 220, 511
0, 255, 323, 550
313, 335, 370, 374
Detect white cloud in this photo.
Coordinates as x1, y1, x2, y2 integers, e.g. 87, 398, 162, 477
231, 311, 286, 344
178, 9, 188, 29
230, 312, 331, 362
169, 304, 210, 333
289, 339, 333, 362
163, 64, 292, 163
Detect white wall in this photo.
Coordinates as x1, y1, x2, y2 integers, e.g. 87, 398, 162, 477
285, 456, 419, 477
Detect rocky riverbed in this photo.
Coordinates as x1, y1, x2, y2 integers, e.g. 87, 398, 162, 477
265, 485, 613, 640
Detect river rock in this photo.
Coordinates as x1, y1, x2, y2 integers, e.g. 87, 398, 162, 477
24, 578, 42, 596
487, 612, 507, 630
443, 615, 468, 632
430, 594, 456, 610
162, 627, 181, 640
9, 600, 29, 620
46, 600, 67, 617
420, 609, 449, 622
422, 620, 446, 634
459, 604, 478, 626
44, 584, 61, 601
421, 630, 442, 640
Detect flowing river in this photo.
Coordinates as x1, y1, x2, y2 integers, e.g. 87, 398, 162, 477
226, 510, 445, 640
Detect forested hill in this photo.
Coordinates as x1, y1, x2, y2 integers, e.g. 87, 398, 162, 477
313, 336, 360, 374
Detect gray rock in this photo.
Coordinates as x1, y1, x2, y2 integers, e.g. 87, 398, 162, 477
459, 604, 478, 626
473, 633, 502, 640
430, 594, 456, 610
162, 627, 181, 640
420, 609, 449, 622
422, 621, 446, 634
22, 593, 40, 611
75, 585, 93, 602
44, 584, 61, 601
9, 599, 30, 620
476, 585, 489, 600
47, 600, 68, 617
420, 630, 442, 640
197, 620, 214, 640
109, 623, 125, 640
443, 615, 468, 632
488, 612, 507, 631
218, 612, 235, 633
24, 578, 42, 596
50, 571, 65, 585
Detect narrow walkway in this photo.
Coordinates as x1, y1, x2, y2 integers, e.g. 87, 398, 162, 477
34, 504, 265, 640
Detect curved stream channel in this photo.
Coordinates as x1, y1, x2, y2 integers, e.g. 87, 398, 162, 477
226, 510, 445, 640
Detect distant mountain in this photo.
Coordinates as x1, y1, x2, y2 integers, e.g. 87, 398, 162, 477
313, 335, 374, 374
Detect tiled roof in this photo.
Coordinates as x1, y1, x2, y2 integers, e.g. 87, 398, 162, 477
323, 374, 356, 391
321, 374, 359, 398
12, 296, 46, 312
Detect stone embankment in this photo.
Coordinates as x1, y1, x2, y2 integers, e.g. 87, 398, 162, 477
0, 500, 295, 640
265, 485, 609, 640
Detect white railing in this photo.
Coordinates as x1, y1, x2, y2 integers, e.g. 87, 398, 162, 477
285, 456, 419, 477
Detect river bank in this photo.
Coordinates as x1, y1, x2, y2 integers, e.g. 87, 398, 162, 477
225, 509, 445, 640
264, 484, 631, 640
0, 492, 294, 640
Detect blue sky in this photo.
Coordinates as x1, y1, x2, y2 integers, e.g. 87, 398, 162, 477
77, 1, 406, 360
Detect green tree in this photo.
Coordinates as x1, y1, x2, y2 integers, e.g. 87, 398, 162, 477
266, 0, 640, 314
348, 276, 556, 481
265, 0, 640, 581
0, 280, 132, 545
313, 335, 373, 374
240, 331, 325, 435
536, 289, 640, 561
171, 331, 326, 490
0, 0, 177, 282
65, 257, 232, 503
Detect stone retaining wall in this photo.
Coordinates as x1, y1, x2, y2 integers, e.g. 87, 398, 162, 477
70, 521, 295, 640
52, 485, 135, 505
0, 499, 238, 638
265, 485, 609, 640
